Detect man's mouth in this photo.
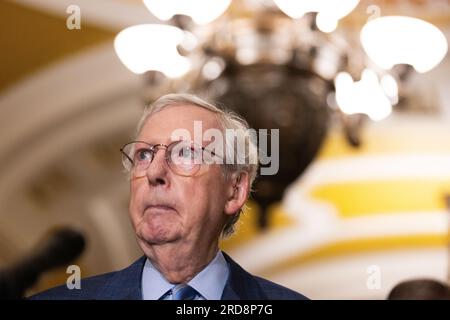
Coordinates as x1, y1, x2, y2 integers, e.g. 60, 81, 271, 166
146, 204, 176, 212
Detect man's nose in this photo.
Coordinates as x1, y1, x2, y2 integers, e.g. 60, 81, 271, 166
145, 148, 169, 187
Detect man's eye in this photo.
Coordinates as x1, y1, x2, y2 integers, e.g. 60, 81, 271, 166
135, 149, 152, 161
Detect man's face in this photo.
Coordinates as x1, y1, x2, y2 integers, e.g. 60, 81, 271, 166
129, 104, 231, 250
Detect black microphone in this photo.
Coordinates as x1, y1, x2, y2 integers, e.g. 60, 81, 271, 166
0, 227, 86, 299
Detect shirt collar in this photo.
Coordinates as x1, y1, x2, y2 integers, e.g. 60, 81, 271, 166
141, 251, 229, 300
141, 258, 173, 300
188, 251, 229, 300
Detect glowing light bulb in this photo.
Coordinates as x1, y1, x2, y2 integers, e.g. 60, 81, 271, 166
274, 0, 360, 33
143, 0, 231, 25
114, 24, 194, 78
334, 69, 394, 121
361, 16, 448, 73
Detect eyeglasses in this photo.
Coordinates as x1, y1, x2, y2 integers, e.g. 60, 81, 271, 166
120, 140, 222, 177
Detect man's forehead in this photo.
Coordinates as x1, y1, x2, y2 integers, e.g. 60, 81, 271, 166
138, 104, 221, 143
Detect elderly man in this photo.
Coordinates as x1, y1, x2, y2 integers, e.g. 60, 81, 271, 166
31, 93, 307, 300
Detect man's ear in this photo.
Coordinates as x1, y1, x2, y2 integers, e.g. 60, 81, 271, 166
224, 171, 250, 216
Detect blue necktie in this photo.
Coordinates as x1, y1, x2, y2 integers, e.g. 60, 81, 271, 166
172, 284, 198, 300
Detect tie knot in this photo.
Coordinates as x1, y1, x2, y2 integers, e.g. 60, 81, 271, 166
172, 284, 198, 300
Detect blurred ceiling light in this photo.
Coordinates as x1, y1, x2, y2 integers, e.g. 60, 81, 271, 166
273, 0, 360, 33
143, 0, 232, 25
202, 58, 225, 80
335, 69, 393, 121
380, 74, 399, 104
236, 47, 259, 65
313, 44, 341, 79
360, 16, 448, 73
114, 24, 192, 78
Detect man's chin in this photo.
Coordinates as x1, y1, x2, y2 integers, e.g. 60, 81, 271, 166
137, 225, 179, 246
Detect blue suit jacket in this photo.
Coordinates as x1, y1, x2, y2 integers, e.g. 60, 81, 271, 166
30, 252, 308, 300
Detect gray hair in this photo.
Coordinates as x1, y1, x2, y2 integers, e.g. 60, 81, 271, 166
135, 93, 259, 238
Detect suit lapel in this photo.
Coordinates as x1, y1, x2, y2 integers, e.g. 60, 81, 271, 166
221, 252, 267, 300
95, 256, 146, 300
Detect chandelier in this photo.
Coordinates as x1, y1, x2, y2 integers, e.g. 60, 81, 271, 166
113, 0, 448, 228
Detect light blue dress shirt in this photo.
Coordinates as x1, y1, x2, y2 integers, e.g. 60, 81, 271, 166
141, 251, 229, 300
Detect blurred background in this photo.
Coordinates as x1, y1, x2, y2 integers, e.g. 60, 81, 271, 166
0, 0, 449, 299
